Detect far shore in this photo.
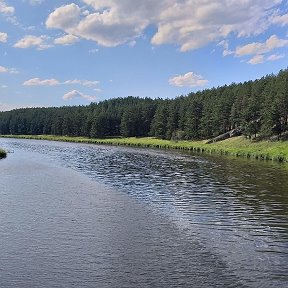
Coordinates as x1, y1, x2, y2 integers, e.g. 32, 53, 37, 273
1, 134, 288, 164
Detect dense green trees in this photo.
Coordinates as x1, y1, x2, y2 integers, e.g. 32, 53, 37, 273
0, 69, 287, 141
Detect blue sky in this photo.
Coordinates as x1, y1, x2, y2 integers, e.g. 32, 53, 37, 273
0, 0, 288, 111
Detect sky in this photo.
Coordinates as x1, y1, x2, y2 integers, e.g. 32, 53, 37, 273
0, 0, 288, 111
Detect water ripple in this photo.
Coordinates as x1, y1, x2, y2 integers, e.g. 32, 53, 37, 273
1, 138, 288, 287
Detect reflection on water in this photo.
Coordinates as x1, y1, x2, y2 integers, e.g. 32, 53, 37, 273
0, 138, 288, 287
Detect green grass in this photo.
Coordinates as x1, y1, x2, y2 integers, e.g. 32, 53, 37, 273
1, 134, 288, 163
0, 148, 7, 159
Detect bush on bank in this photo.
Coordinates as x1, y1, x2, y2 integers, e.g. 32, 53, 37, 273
0, 148, 6, 159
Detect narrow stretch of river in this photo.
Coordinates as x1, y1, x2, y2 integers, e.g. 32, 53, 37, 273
0, 138, 287, 288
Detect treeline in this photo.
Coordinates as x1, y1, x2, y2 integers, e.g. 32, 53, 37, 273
0, 69, 287, 140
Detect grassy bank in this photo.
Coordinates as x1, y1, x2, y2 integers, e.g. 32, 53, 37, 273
0, 148, 7, 159
1, 134, 288, 163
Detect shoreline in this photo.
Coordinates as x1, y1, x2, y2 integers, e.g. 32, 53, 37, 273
1, 134, 288, 164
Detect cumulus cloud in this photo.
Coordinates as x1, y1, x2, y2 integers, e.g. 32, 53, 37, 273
235, 35, 288, 56
169, 72, 208, 87
0, 0, 15, 15
0, 32, 8, 42
13, 35, 52, 50
45, 0, 282, 51
63, 90, 96, 101
54, 34, 79, 45
23, 78, 60, 86
46, 3, 81, 30
47, 2, 148, 47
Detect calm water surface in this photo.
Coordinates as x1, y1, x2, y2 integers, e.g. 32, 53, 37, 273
0, 138, 288, 287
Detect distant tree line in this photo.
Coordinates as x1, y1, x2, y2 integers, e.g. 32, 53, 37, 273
0, 69, 287, 141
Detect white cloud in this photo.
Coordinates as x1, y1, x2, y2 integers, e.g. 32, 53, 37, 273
54, 34, 79, 45
63, 79, 99, 86
169, 72, 208, 87
128, 40, 137, 47
0, 0, 15, 15
247, 53, 285, 65
0, 32, 8, 42
248, 55, 264, 65
235, 35, 288, 56
63, 90, 96, 101
223, 49, 234, 56
0, 65, 18, 74
217, 40, 234, 56
1, 84, 8, 88
272, 13, 288, 26
23, 77, 100, 87
13, 35, 52, 50
89, 48, 99, 54
0, 65, 7, 73
23, 78, 60, 86
45, 0, 282, 51
1, 1, 39, 32
21, 0, 44, 5
217, 40, 229, 49
29, 0, 44, 5
8, 68, 19, 74
267, 54, 285, 61
46, 3, 81, 30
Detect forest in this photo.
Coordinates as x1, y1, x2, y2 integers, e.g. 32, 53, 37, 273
0, 69, 287, 141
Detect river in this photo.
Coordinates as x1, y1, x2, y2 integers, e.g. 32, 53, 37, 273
0, 138, 287, 288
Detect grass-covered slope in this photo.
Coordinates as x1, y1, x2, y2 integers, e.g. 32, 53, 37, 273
1, 135, 288, 163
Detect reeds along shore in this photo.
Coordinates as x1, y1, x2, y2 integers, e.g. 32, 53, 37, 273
1, 135, 288, 164
0, 148, 6, 159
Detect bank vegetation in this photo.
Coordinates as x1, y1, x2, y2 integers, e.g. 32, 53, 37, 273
2, 135, 288, 163
0, 148, 6, 159
0, 69, 287, 162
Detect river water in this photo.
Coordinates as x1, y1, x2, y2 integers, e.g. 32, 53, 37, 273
0, 138, 287, 288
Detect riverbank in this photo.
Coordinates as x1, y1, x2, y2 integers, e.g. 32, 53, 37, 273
0, 148, 6, 159
1, 134, 288, 163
